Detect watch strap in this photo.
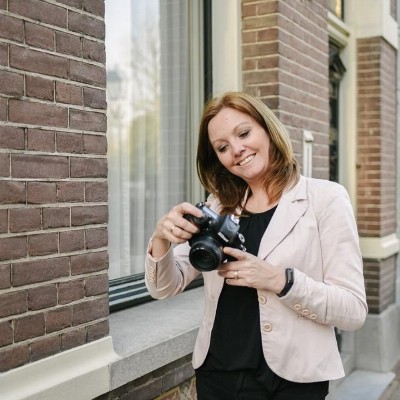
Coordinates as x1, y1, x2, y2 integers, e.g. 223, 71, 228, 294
277, 267, 294, 297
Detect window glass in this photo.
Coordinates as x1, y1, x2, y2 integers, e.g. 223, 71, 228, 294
328, 0, 344, 20
105, 0, 196, 281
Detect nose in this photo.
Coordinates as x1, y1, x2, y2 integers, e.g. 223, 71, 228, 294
231, 140, 245, 156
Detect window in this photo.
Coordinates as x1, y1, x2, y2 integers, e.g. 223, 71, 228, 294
328, 0, 344, 20
329, 43, 346, 183
105, 0, 206, 310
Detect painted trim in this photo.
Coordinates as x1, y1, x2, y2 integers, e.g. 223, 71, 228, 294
359, 233, 400, 260
0, 337, 118, 400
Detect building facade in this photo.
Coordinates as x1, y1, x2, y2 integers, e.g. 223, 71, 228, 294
0, 0, 399, 399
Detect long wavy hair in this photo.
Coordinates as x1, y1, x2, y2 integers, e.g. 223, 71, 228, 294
197, 91, 300, 215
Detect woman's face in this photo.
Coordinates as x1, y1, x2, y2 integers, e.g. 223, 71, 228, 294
208, 107, 271, 188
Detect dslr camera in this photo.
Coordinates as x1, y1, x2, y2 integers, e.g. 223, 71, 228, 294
184, 202, 246, 272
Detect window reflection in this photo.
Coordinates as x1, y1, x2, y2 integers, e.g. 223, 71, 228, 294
106, 0, 191, 280
328, 0, 344, 19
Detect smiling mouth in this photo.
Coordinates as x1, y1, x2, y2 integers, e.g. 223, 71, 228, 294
238, 154, 255, 166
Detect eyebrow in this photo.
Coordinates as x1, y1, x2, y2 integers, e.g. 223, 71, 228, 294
210, 122, 251, 146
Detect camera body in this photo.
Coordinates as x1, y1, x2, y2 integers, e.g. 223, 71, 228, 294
184, 202, 246, 272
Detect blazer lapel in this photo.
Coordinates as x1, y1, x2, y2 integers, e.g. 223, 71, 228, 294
257, 176, 309, 260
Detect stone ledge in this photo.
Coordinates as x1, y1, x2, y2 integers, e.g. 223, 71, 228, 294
108, 287, 204, 390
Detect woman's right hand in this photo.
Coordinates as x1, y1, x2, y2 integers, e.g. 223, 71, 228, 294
150, 202, 204, 258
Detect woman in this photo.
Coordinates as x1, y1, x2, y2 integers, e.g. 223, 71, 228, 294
145, 92, 367, 399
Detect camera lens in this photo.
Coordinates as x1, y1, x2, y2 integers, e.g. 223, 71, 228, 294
189, 243, 222, 271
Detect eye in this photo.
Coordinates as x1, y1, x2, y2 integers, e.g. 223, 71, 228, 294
217, 144, 228, 153
239, 130, 250, 138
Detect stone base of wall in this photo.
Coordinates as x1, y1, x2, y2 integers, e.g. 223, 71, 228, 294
95, 355, 196, 400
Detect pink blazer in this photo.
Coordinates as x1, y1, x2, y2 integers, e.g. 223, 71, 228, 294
145, 176, 368, 382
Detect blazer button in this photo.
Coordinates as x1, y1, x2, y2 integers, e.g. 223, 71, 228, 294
301, 309, 310, 316
258, 295, 267, 305
263, 323, 272, 332
310, 313, 317, 320
294, 304, 302, 311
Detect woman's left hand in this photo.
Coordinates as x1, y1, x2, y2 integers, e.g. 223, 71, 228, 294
218, 247, 286, 294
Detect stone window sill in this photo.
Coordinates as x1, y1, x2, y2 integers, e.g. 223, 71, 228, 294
108, 286, 204, 390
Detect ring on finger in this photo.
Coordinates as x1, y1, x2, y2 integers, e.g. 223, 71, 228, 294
233, 270, 238, 280
170, 225, 175, 233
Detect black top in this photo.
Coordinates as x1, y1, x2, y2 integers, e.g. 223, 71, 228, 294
200, 205, 277, 371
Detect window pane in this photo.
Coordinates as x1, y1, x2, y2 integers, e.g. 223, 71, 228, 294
328, 0, 344, 19
106, 0, 191, 280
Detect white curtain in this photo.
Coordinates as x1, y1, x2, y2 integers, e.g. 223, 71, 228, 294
106, 0, 189, 280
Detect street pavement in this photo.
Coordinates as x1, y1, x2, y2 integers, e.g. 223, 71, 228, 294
379, 361, 400, 400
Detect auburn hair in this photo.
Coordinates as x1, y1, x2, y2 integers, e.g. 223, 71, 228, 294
197, 91, 300, 215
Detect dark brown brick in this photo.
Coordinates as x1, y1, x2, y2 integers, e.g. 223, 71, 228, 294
0, 290, 27, 317
83, 134, 107, 154
59, 279, 85, 304
56, 132, 83, 153
0, 181, 25, 204
0, 42, 7, 66
10, 208, 41, 233
71, 250, 108, 275
57, 181, 85, 202
0, 236, 27, 261
26, 75, 54, 102
0, 126, 25, 150
0, 321, 13, 347
28, 284, 58, 310
55, 30, 82, 57
30, 335, 61, 362
85, 273, 108, 296
25, 21, 55, 51
12, 154, 69, 179
27, 181, 57, 204
59, 230, 85, 253
71, 205, 107, 226
27, 129, 55, 152
61, 326, 86, 350
46, 306, 72, 333
72, 296, 108, 325
83, 87, 106, 109
0, 70, 24, 97
55, 82, 82, 105
0, 210, 8, 233
0, 264, 11, 289
82, 38, 105, 63
42, 207, 70, 229
85, 228, 107, 249
70, 158, 107, 178
12, 257, 70, 286
82, 0, 105, 17
10, 45, 69, 79
0, 344, 30, 372
9, 99, 68, 128
87, 319, 109, 342
69, 60, 106, 87
69, 109, 107, 132
68, 11, 105, 40
0, 153, 10, 177
9, 0, 68, 28
28, 232, 58, 256
14, 313, 45, 342
0, 13, 24, 42
85, 181, 107, 202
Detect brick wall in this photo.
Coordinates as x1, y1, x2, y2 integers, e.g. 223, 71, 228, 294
242, 0, 329, 178
0, 0, 108, 372
356, 37, 397, 313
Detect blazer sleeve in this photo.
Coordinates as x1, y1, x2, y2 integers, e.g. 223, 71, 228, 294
280, 181, 368, 331
144, 239, 201, 299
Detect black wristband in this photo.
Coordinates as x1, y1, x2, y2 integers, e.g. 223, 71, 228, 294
277, 267, 294, 297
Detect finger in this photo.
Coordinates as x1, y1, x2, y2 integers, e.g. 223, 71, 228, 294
223, 246, 247, 261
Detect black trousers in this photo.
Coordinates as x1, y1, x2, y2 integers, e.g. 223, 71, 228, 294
195, 364, 329, 400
